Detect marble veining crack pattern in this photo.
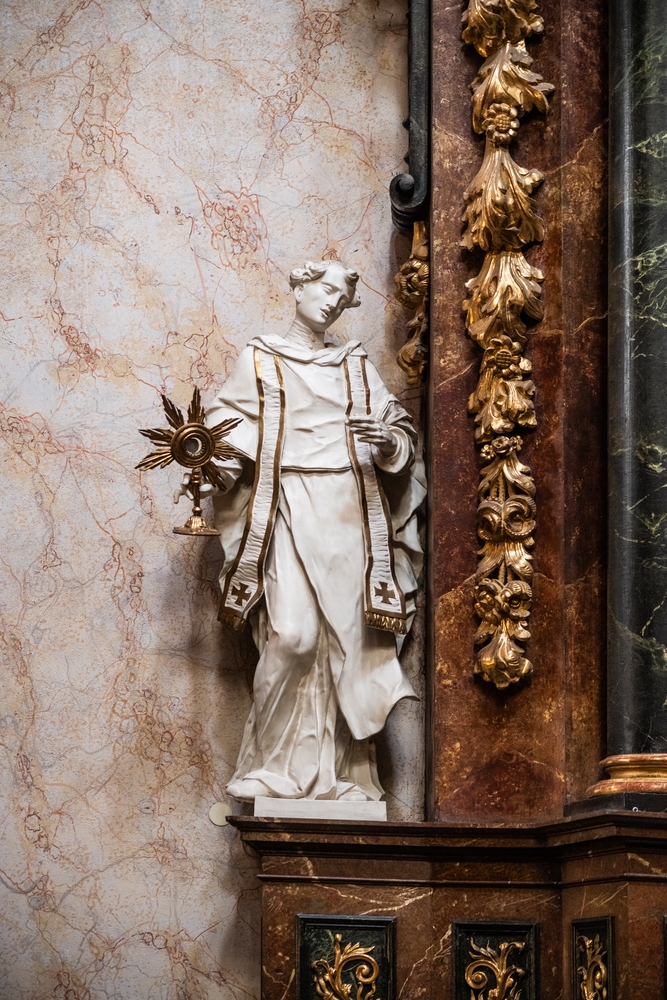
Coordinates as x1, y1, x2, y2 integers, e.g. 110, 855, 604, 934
0, 1, 417, 997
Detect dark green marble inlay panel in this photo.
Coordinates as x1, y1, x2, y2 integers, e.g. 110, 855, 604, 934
572, 917, 614, 1000
452, 922, 538, 1000
609, 0, 667, 753
297, 915, 395, 1000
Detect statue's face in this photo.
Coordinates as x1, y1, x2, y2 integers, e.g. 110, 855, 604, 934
293, 264, 351, 333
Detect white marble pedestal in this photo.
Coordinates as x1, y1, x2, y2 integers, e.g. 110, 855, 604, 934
253, 796, 387, 821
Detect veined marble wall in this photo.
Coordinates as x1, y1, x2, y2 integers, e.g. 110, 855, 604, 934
0, 1, 417, 997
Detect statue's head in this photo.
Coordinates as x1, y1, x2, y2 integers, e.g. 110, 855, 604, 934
289, 260, 361, 334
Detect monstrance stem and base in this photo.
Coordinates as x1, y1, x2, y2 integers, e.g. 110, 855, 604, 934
173, 467, 220, 536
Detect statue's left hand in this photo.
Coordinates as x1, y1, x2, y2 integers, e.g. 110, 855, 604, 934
347, 416, 399, 458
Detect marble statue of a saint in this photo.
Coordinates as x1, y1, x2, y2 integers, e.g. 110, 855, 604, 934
182, 261, 425, 802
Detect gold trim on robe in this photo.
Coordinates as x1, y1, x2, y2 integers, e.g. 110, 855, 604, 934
219, 348, 285, 629
344, 355, 408, 633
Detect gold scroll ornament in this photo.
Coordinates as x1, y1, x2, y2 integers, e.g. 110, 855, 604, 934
394, 220, 429, 387
576, 934, 608, 1000
136, 387, 241, 535
462, 0, 553, 688
466, 938, 525, 1000
312, 934, 379, 1000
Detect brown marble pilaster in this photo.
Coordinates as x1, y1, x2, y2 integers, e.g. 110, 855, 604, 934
429, 0, 607, 821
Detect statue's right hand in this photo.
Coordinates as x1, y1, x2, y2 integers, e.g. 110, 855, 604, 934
173, 474, 216, 504
173, 474, 192, 504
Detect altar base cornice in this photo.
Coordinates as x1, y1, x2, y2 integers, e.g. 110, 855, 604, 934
231, 813, 667, 998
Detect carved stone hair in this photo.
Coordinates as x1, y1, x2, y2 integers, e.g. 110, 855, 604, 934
289, 260, 361, 308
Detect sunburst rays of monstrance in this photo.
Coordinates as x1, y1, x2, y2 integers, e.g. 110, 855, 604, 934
137, 387, 241, 536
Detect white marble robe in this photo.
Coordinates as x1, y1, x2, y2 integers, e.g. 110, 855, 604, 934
207, 335, 425, 800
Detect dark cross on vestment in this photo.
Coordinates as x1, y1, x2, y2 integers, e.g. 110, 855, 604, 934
374, 581, 396, 604
231, 583, 251, 607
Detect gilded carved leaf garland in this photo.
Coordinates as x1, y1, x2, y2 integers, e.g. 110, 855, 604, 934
394, 220, 429, 387
462, 0, 552, 688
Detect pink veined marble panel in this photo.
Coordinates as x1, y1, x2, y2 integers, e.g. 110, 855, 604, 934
0, 1, 418, 997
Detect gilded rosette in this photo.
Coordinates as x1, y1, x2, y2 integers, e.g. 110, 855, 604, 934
462, 0, 552, 688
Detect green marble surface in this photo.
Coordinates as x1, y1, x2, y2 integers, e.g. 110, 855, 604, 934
609, 0, 667, 752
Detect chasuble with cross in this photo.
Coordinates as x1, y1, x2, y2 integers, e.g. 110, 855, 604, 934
206, 334, 426, 801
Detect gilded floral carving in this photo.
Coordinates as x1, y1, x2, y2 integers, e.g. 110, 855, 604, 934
465, 937, 526, 1000
394, 220, 429, 386
576, 934, 608, 1000
462, 0, 551, 687
462, 0, 545, 57
312, 934, 380, 1000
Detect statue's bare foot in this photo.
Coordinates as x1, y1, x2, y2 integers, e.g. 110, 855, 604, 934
226, 778, 269, 802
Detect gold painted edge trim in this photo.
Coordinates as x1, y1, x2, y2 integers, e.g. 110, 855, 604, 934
586, 753, 667, 796
219, 347, 266, 613
360, 354, 407, 620
219, 349, 285, 625
344, 356, 407, 629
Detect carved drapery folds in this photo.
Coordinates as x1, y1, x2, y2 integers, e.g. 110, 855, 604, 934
462, 0, 552, 688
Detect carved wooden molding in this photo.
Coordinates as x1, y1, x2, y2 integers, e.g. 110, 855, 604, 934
461, 0, 553, 688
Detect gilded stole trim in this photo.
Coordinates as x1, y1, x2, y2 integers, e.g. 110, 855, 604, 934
344, 355, 407, 634
219, 348, 285, 630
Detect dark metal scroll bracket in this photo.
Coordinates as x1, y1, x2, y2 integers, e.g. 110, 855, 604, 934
390, 0, 429, 236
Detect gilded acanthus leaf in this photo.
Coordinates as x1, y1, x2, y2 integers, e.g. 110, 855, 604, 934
471, 42, 554, 133
475, 614, 533, 687
462, 0, 544, 58
462, 144, 544, 252
312, 934, 379, 1000
478, 437, 535, 497
465, 938, 526, 1000
464, 251, 544, 349
477, 534, 534, 581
